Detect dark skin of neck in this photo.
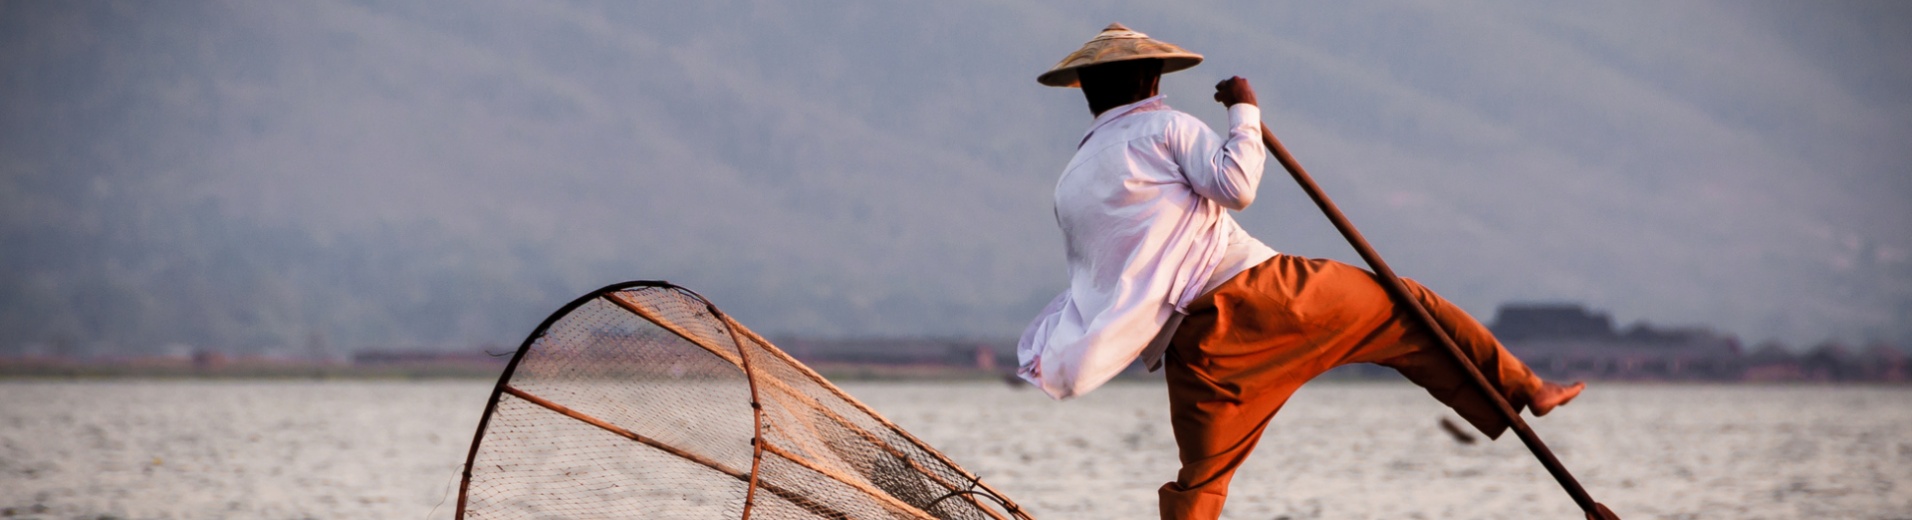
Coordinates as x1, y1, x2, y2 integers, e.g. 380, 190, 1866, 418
1078, 59, 1259, 116
1080, 60, 1163, 116
1086, 85, 1157, 116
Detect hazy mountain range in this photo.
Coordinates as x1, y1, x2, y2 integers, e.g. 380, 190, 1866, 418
2, 1, 1907, 356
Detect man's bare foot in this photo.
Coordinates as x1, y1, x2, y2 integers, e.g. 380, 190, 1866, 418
1531, 381, 1584, 417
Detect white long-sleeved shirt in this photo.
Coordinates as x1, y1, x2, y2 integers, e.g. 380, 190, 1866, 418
1017, 95, 1275, 399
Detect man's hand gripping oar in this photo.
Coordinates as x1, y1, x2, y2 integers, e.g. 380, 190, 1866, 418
1232, 77, 1621, 520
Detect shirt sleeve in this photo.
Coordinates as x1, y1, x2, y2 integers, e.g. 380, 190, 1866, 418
1169, 104, 1266, 210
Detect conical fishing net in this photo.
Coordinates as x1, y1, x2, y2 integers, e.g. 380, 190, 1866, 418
456, 281, 1031, 519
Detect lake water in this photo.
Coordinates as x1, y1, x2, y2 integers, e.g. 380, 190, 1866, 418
0, 380, 1907, 519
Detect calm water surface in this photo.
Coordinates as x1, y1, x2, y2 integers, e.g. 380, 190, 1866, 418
0, 380, 1906, 519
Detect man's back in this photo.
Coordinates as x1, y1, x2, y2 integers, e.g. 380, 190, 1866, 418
1057, 105, 1211, 291
1018, 94, 1266, 399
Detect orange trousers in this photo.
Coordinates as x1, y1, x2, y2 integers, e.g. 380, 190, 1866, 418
1157, 255, 1544, 520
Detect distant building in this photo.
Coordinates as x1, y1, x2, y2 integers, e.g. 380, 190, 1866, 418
191, 349, 229, 371
1490, 304, 1618, 342
1491, 303, 1741, 380
1741, 342, 1804, 381
1794, 341, 1908, 383
973, 345, 999, 372
1861, 344, 1907, 382
352, 348, 508, 366
775, 338, 1013, 369
1799, 342, 1861, 382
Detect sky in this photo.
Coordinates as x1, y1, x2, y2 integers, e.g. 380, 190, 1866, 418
1, 1, 1907, 356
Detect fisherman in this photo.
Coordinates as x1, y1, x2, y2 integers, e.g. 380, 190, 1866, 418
1016, 23, 1586, 519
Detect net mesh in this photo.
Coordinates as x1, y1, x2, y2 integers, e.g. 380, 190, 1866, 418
458, 282, 1029, 519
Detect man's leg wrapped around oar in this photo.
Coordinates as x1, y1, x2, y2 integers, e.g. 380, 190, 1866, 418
1156, 254, 1577, 520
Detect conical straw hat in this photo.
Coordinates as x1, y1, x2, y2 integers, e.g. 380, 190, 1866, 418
1038, 23, 1204, 87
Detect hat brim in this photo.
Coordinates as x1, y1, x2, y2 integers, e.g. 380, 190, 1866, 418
1037, 54, 1203, 88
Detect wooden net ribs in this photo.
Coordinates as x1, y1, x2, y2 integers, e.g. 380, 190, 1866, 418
455, 283, 1028, 520
500, 386, 925, 520
598, 291, 1005, 520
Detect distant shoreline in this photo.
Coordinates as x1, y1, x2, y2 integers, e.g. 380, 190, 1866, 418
3, 358, 1906, 386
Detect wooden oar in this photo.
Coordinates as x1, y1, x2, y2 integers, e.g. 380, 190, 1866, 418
1259, 124, 1620, 520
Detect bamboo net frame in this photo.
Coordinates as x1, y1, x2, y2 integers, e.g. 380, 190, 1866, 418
456, 281, 1032, 519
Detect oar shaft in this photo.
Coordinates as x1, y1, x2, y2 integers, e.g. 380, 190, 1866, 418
1259, 124, 1615, 519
